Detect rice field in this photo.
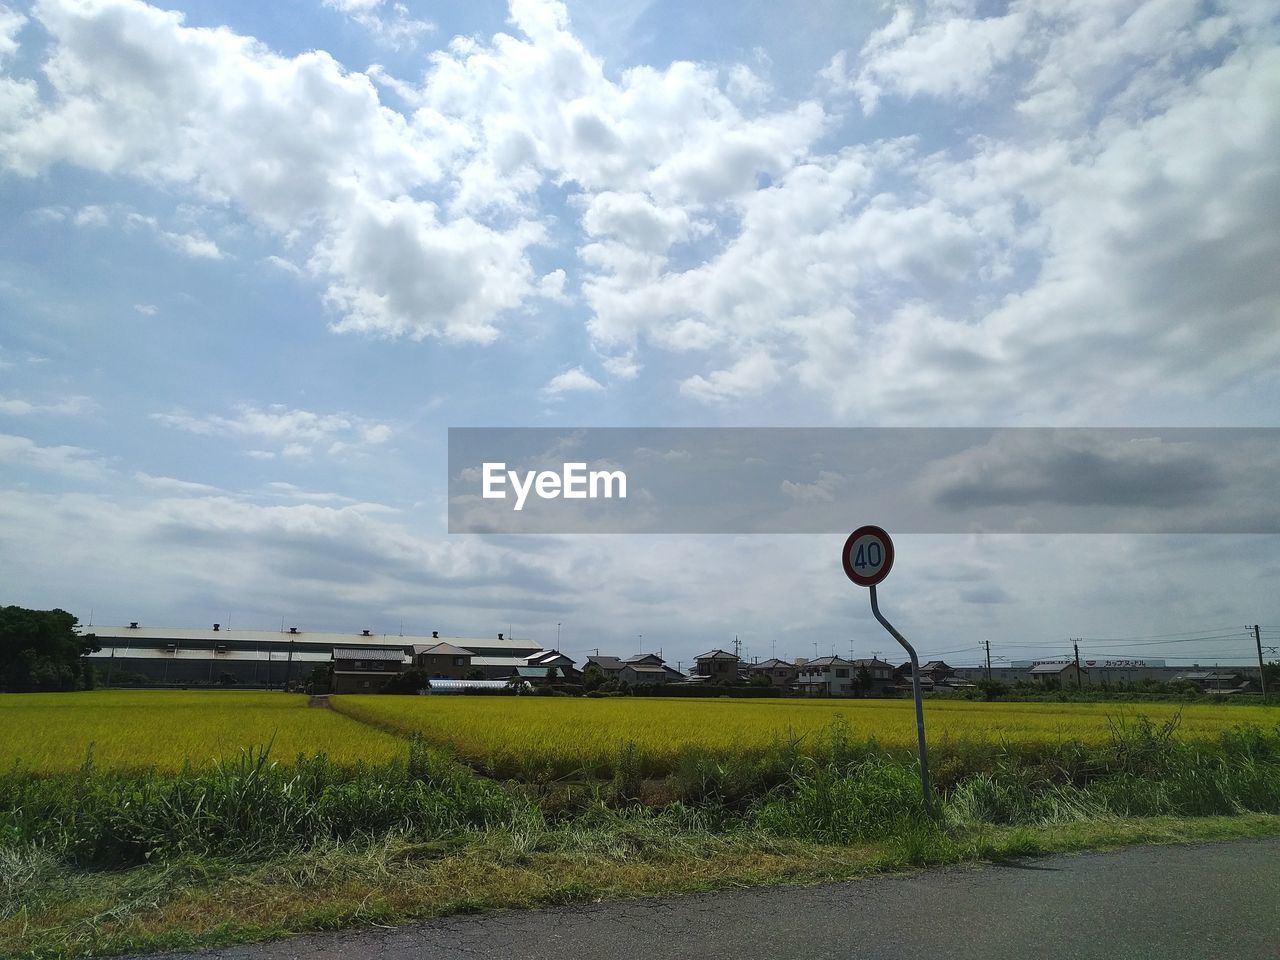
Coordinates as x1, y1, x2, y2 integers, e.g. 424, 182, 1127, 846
5, 691, 1278, 778
0, 690, 408, 773
332, 695, 1280, 778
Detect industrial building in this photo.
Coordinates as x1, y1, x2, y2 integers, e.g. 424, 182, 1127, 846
949, 658, 1261, 690
82, 623, 543, 687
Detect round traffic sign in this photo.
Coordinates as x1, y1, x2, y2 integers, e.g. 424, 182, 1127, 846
842, 525, 894, 587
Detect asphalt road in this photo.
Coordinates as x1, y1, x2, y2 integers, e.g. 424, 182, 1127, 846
154, 837, 1280, 960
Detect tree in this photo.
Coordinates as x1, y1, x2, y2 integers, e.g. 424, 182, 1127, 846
582, 662, 607, 692
0, 606, 99, 692
1263, 660, 1279, 692
976, 678, 1009, 701
856, 665, 873, 698
381, 669, 431, 694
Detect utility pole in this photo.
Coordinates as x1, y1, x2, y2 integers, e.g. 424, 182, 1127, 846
734, 635, 741, 660
984, 639, 992, 681
1255, 624, 1268, 699
1073, 640, 1082, 689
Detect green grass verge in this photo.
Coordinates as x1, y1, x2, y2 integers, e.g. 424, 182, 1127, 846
4, 813, 1278, 960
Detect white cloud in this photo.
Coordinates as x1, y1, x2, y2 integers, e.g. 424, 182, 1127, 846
0, 433, 109, 481
151, 404, 394, 457
780, 470, 844, 504
0, 394, 95, 416
323, 0, 434, 49
264, 255, 305, 277
310, 195, 543, 343
133, 303, 158, 316
0, 4, 23, 63
72, 204, 110, 227
679, 351, 779, 404
540, 366, 605, 399
2, 0, 1277, 419
161, 230, 223, 260
853, 5, 1027, 112
536, 268, 569, 302
134, 471, 221, 495
581, 191, 696, 252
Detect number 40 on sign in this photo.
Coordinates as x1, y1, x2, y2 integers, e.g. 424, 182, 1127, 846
841, 524, 894, 587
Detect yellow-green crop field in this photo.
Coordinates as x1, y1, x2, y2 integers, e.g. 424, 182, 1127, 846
0, 690, 408, 773
332, 695, 1280, 778
4, 691, 1279, 778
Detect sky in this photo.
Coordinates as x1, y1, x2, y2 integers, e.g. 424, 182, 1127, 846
1, 0, 1278, 670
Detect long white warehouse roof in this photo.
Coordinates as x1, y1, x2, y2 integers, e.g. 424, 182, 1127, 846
81, 624, 540, 652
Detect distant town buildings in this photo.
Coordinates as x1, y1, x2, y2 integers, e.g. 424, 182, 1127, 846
79, 623, 1264, 696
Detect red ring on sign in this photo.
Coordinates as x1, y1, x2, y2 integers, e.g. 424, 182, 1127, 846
842, 525, 895, 587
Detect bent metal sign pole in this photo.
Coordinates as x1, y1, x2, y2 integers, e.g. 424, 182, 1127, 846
842, 525, 932, 808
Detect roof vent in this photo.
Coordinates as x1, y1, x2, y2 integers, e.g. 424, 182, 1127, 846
129, 621, 139, 629
432, 631, 439, 638
361, 629, 371, 636
213, 623, 220, 631
498, 632, 504, 640
288, 626, 299, 634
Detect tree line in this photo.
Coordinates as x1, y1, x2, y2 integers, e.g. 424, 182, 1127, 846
0, 606, 99, 692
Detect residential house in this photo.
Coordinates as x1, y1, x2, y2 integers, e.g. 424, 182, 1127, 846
693, 649, 740, 682
330, 646, 408, 694
848, 657, 897, 694
897, 659, 957, 689
412, 641, 475, 679
1030, 662, 1085, 687
748, 658, 797, 690
585, 655, 625, 680
795, 656, 857, 696
1175, 670, 1247, 692
515, 649, 580, 683
620, 652, 681, 685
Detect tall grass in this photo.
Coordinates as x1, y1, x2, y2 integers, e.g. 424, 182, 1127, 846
0, 742, 533, 868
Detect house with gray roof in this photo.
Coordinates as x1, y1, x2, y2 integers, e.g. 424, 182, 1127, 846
412, 641, 476, 679
693, 649, 740, 682
331, 646, 408, 694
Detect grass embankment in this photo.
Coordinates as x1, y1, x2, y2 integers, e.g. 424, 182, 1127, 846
3, 713, 1280, 959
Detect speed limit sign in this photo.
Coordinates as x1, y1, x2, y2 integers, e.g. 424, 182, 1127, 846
842, 524, 894, 587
